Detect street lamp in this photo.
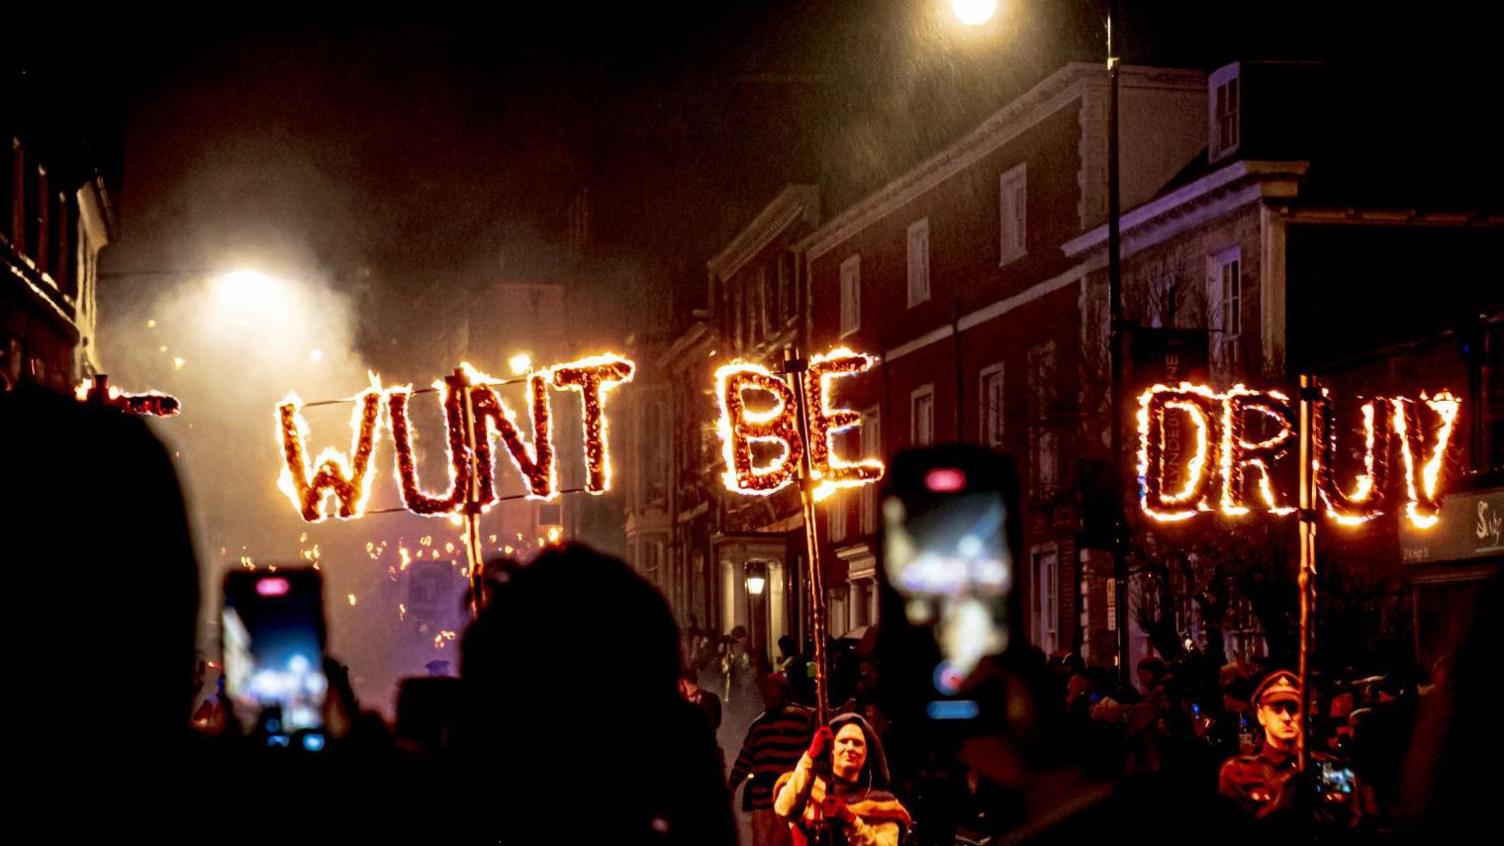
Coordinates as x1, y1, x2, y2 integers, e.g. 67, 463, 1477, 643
744, 559, 767, 596
745, 559, 768, 663
951, 0, 998, 27
952, 0, 1132, 684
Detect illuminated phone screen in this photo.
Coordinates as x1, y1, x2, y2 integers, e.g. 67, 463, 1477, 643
882, 479, 1011, 687
222, 570, 328, 739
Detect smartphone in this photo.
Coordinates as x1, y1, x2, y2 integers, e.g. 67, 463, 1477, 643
221, 568, 328, 748
1317, 762, 1356, 797
877, 445, 1019, 731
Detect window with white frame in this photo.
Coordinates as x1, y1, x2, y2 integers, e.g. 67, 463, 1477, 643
839, 254, 861, 337
1033, 546, 1059, 654
828, 489, 848, 542
778, 250, 796, 324
979, 363, 1004, 449
1027, 342, 1058, 497
755, 265, 770, 340
999, 163, 1027, 265
860, 406, 880, 534
1210, 65, 1240, 161
1208, 246, 1241, 371
906, 217, 930, 307
911, 385, 934, 446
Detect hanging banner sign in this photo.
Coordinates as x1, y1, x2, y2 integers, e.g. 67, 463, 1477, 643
1137, 382, 1460, 529
274, 355, 634, 522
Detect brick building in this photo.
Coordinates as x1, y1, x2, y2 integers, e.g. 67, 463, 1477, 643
1064, 61, 1504, 670
800, 63, 1206, 655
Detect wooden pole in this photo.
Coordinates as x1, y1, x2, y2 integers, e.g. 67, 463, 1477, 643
450, 368, 487, 620
1297, 374, 1319, 772
783, 347, 830, 725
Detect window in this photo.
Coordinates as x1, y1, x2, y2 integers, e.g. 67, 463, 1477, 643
906, 217, 930, 306
999, 163, 1027, 265
1027, 342, 1058, 498
778, 250, 796, 324
979, 364, 1005, 448
829, 490, 848, 542
911, 385, 934, 446
754, 266, 769, 342
732, 283, 744, 351
1210, 65, 1240, 161
2, 138, 14, 244
1208, 246, 1241, 371
1033, 547, 1059, 653
643, 397, 668, 505
34, 165, 48, 277
839, 254, 860, 337
860, 407, 880, 534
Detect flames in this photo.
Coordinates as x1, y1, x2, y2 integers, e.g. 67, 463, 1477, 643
1138, 383, 1460, 528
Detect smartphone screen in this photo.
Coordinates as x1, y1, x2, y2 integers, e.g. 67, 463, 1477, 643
222, 568, 328, 745
879, 446, 1017, 727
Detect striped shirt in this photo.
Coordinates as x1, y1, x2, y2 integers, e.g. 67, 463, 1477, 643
729, 704, 817, 810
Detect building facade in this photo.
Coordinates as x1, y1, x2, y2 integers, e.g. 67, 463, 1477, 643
1064, 61, 1504, 670
800, 63, 1206, 658
3, 74, 115, 392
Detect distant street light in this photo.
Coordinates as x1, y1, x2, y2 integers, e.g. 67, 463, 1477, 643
744, 559, 767, 596
951, 0, 998, 27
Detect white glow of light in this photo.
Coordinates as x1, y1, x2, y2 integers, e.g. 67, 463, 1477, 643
214, 270, 286, 310
309, 349, 324, 362
509, 353, 533, 375
746, 575, 766, 596
952, 0, 998, 27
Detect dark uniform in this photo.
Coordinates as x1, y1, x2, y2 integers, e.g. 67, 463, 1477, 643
1218, 670, 1361, 828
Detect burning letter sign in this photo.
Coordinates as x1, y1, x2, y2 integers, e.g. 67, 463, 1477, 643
1137, 383, 1460, 529
276, 355, 634, 522
716, 347, 885, 500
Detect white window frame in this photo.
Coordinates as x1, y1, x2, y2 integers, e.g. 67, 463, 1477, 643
999, 162, 1027, 266
1208, 246, 1242, 371
906, 217, 930, 307
911, 384, 935, 446
1032, 544, 1059, 654
1209, 64, 1241, 162
839, 254, 861, 338
979, 363, 1005, 449
860, 406, 880, 534
829, 489, 848, 542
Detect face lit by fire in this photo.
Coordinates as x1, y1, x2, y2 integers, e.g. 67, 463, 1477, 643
832, 723, 868, 783
1256, 698, 1301, 750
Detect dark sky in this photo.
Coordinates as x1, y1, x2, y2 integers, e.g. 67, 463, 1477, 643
10, 1, 1496, 369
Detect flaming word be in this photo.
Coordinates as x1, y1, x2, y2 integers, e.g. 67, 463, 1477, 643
1138, 383, 1460, 529
716, 347, 885, 501
276, 355, 634, 522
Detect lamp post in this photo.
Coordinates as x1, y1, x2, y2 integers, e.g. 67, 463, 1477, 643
953, 0, 1133, 685
745, 559, 768, 667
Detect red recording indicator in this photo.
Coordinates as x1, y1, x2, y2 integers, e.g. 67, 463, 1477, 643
256, 577, 291, 597
924, 468, 966, 492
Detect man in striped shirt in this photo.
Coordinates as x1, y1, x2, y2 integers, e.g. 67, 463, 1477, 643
730, 673, 818, 846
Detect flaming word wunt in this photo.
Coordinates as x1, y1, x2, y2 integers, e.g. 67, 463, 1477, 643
276, 355, 634, 522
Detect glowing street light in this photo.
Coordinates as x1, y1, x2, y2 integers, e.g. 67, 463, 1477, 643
744, 559, 768, 596
951, 0, 998, 27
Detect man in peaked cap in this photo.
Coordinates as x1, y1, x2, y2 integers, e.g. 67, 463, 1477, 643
1217, 669, 1305, 818
1218, 669, 1362, 828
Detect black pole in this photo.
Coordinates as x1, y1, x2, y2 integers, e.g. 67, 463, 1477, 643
1108, 0, 1131, 689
